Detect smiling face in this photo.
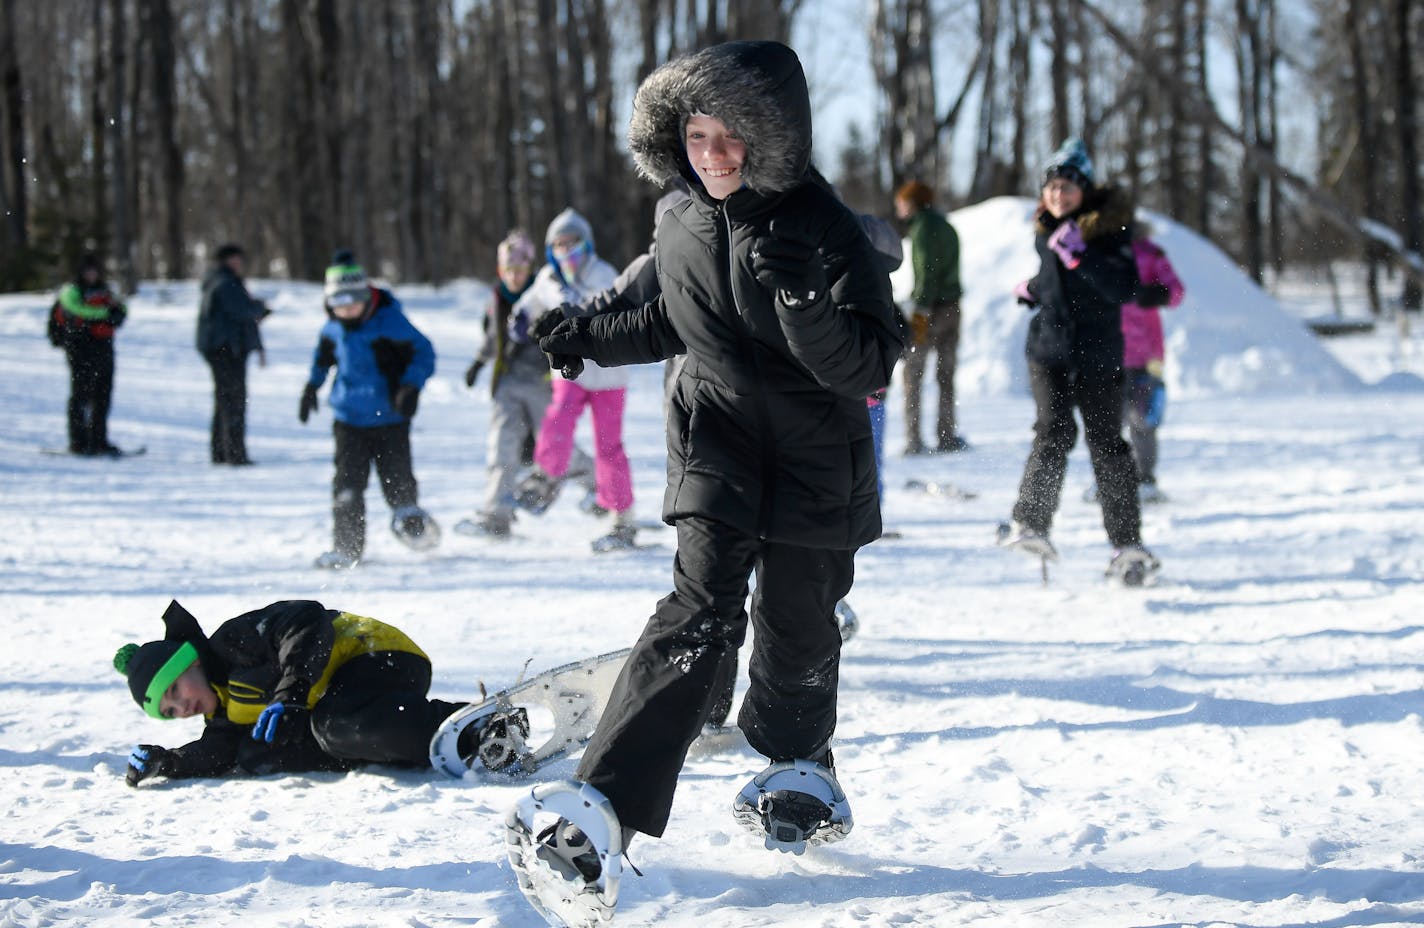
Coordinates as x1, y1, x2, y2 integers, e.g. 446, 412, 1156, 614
1042, 177, 1084, 219
157, 663, 218, 719
684, 114, 746, 200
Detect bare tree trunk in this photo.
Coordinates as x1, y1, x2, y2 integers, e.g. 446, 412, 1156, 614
1235, 0, 1265, 283
0, 0, 26, 252
1195, 0, 1212, 236
90, 0, 108, 251
108, 0, 135, 292
1047, 0, 1071, 144
1347, 0, 1383, 313
1397, 0, 1422, 311
142, 0, 183, 278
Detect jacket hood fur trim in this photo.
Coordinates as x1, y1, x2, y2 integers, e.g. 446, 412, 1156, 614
628, 41, 812, 196
1036, 185, 1135, 241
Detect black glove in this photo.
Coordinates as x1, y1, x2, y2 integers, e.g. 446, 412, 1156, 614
464, 360, 484, 388
531, 304, 575, 342
255, 299, 273, 320
126, 744, 174, 787
539, 316, 590, 380
1134, 283, 1171, 308
298, 384, 319, 423
394, 384, 421, 418
752, 219, 828, 308
109, 302, 127, 328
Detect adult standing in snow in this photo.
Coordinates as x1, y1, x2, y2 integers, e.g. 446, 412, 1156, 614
1120, 222, 1185, 502
47, 253, 126, 456
115, 599, 511, 784
1000, 138, 1158, 582
196, 244, 269, 466
456, 229, 596, 538
298, 253, 438, 569
513, 40, 901, 916
511, 208, 639, 551
894, 180, 968, 454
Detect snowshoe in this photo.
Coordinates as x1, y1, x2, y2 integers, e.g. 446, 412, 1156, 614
904, 477, 978, 501
1106, 545, 1161, 587
834, 599, 858, 644
506, 780, 624, 928
314, 549, 360, 570
454, 706, 531, 773
515, 470, 561, 515
579, 489, 609, 518
934, 434, 971, 454
590, 524, 638, 553
732, 758, 853, 855
391, 505, 440, 551
453, 513, 512, 538
1137, 481, 1169, 505
996, 520, 1059, 561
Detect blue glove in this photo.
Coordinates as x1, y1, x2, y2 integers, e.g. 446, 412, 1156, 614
1145, 381, 1167, 428
252, 702, 308, 744
126, 744, 173, 787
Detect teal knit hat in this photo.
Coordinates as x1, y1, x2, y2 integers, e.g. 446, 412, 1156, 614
1044, 137, 1095, 189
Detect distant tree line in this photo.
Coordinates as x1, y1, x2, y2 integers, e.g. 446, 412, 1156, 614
0, 0, 1417, 316
845, 0, 1421, 311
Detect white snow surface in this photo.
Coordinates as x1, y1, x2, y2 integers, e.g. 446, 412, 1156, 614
4, 202, 1424, 927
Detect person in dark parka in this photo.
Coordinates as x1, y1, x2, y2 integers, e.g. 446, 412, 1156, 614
196, 244, 270, 465
1005, 138, 1155, 572
538, 40, 903, 846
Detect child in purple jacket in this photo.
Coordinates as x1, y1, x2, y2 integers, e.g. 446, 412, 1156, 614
1120, 224, 1185, 502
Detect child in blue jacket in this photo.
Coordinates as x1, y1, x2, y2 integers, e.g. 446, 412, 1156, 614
299, 252, 438, 568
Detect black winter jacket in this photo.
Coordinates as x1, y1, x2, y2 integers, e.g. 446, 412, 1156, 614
196, 264, 266, 356
1024, 187, 1139, 375
155, 600, 425, 778
561, 41, 903, 548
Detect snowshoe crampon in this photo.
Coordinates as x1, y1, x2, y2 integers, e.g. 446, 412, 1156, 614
995, 521, 1059, 561
391, 505, 440, 551
834, 600, 858, 644
441, 705, 530, 774
1106, 546, 1161, 587
515, 470, 561, 515
732, 759, 853, 855
506, 781, 623, 928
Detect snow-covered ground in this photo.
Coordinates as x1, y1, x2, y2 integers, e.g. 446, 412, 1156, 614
3, 198, 1424, 927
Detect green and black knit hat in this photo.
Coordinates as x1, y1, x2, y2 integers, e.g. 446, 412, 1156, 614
114, 640, 199, 719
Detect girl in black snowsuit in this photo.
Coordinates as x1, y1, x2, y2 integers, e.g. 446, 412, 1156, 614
48, 254, 126, 455
538, 41, 903, 843
114, 599, 467, 784
1006, 138, 1156, 574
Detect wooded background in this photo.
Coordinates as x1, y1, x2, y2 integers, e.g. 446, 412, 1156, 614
0, 0, 1418, 314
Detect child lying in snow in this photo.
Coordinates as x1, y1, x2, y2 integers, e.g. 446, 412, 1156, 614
114, 599, 506, 785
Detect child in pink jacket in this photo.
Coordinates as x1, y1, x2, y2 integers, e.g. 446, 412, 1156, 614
1120, 225, 1185, 501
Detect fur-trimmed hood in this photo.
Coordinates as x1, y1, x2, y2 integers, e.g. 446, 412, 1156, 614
628, 41, 812, 197
1035, 184, 1135, 241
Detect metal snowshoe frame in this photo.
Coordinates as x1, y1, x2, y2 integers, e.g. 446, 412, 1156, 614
732, 759, 854, 855
506, 780, 623, 928
428, 648, 630, 778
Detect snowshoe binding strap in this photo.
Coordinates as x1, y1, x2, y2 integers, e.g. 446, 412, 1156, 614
462, 707, 530, 774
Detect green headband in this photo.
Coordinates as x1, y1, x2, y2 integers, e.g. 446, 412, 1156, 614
142, 641, 199, 719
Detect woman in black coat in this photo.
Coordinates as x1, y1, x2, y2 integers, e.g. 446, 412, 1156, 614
537, 40, 902, 852
1003, 138, 1157, 580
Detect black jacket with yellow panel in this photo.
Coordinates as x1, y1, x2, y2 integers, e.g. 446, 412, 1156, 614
157, 600, 427, 778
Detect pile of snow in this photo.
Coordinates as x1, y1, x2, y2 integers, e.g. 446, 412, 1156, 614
893, 196, 1362, 398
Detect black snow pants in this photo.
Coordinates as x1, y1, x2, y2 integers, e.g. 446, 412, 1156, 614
576, 515, 855, 838
331, 421, 419, 558
1011, 362, 1142, 547
309, 650, 464, 766
64, 336, 114, 454
204, 346, 250, 464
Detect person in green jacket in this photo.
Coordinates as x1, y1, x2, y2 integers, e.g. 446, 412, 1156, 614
894, 180, 968, 454
47, 253, 127, 455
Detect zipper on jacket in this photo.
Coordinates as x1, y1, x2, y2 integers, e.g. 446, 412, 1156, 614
722, 206, 778, 541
